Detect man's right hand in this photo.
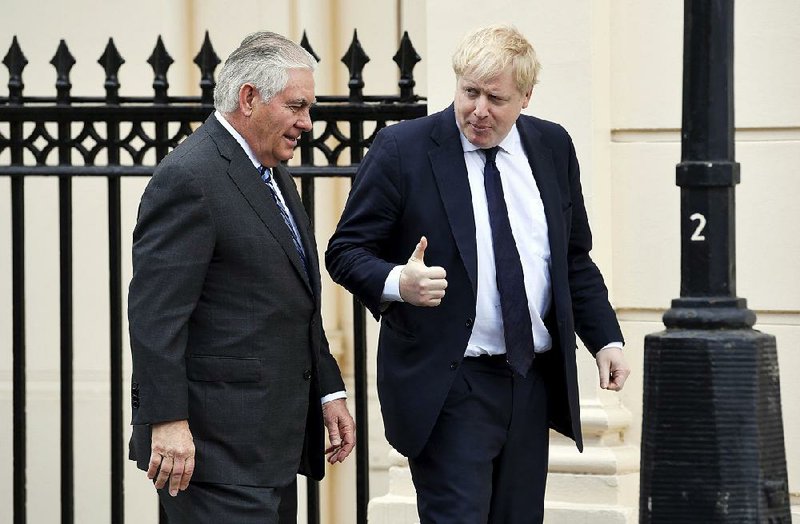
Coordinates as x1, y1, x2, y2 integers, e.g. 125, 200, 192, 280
148, 419, 195, 497
399, 236, 448, 306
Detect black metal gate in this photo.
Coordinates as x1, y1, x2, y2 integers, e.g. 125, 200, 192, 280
0, 29, 426, 524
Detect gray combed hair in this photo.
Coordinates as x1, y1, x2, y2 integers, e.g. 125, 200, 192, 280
214, 31, 317, 113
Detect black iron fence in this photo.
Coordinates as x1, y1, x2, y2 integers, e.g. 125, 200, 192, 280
0, 30, 427, 524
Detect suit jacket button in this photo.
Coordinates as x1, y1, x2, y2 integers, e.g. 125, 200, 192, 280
465, 318, 473, 328
449, 361, 458, 370
303, 369, 312, 380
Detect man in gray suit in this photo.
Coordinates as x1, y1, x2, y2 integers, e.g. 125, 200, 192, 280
128, 31, 354, 523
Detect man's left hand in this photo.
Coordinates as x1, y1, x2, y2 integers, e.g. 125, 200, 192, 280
322, 398, 355, 464
595, 347, 631, 391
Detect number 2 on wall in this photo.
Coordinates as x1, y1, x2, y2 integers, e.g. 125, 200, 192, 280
689, 213, 707, 241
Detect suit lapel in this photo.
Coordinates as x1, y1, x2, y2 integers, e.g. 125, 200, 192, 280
204, 116, 313, 295
429, 106, 478, 296
516, 117, 568, 288
273, 164, 318, 295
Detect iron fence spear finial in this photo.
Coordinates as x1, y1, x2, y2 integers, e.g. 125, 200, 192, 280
393, 31, 421, 102
300, 31, 321, 63
3, 36, 28, 104
193, 31, 220, 105
98, 38, 125, 104
148, 36, 174, 104
341, 30, 370, 102
50, 40, 76, 104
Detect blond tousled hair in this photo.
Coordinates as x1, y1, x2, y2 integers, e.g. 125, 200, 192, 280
451, 24, 541, 94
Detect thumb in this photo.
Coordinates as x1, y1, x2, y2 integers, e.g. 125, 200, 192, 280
326, 418, 342, 447
409, 236, 428, 264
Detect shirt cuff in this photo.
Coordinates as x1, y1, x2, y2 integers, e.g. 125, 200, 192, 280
381, 265, 405, 303
321, 391, 347, 405
599, 342, 624, 351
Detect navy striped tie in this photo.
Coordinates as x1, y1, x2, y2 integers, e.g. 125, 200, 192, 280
259, 165, 308, 272
482, 147, 535, 377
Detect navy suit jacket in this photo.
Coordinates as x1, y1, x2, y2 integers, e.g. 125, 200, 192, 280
128, 115, 344, 486
327, 105, 623, 458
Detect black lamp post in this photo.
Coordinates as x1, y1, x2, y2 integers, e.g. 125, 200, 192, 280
639, 1, 791, 522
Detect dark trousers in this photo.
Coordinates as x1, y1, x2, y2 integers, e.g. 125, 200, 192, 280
158, 478, 298, 524
409, 355, 549, 524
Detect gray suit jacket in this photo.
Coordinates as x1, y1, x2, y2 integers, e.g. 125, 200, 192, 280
128, 115, 344, 486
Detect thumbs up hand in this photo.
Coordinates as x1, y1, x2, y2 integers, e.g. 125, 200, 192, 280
399, 236, 448, 307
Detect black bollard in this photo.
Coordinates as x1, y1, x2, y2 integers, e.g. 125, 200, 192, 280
639, 1, 791, 522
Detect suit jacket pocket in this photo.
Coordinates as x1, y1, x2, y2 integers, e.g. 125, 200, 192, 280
186, 355, 261, 382
381, 317, 417, 343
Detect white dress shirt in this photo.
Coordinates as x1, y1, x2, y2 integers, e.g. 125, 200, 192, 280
460, 125, 553, 356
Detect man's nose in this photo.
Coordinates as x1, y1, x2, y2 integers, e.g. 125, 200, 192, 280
296, 111, 313, 131
473, 96, 489, 117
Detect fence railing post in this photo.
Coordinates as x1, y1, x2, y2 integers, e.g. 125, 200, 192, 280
4, 34, 28, 524
51, 38, 78, 524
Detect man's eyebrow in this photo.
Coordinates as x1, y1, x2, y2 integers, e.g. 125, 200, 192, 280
288, 97, 315, 106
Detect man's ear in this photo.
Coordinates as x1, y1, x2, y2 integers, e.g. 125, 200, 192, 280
521, 89, 533, 110
239, 83, 258, 116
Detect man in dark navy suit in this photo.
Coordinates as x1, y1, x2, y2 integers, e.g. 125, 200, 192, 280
327, 24, 630, 523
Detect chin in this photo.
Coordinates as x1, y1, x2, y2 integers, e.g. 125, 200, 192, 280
470, 136, 492, 148
276, 150, 295, 162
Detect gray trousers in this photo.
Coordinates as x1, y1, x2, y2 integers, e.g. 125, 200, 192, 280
158, 478, 298, 524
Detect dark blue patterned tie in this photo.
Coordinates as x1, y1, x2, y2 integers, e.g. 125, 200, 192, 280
482, 147, 535, 377
259, 165, 308, 273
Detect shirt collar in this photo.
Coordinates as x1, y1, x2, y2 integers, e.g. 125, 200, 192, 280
214, 110, 261, 169
456, 114, 522, 157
